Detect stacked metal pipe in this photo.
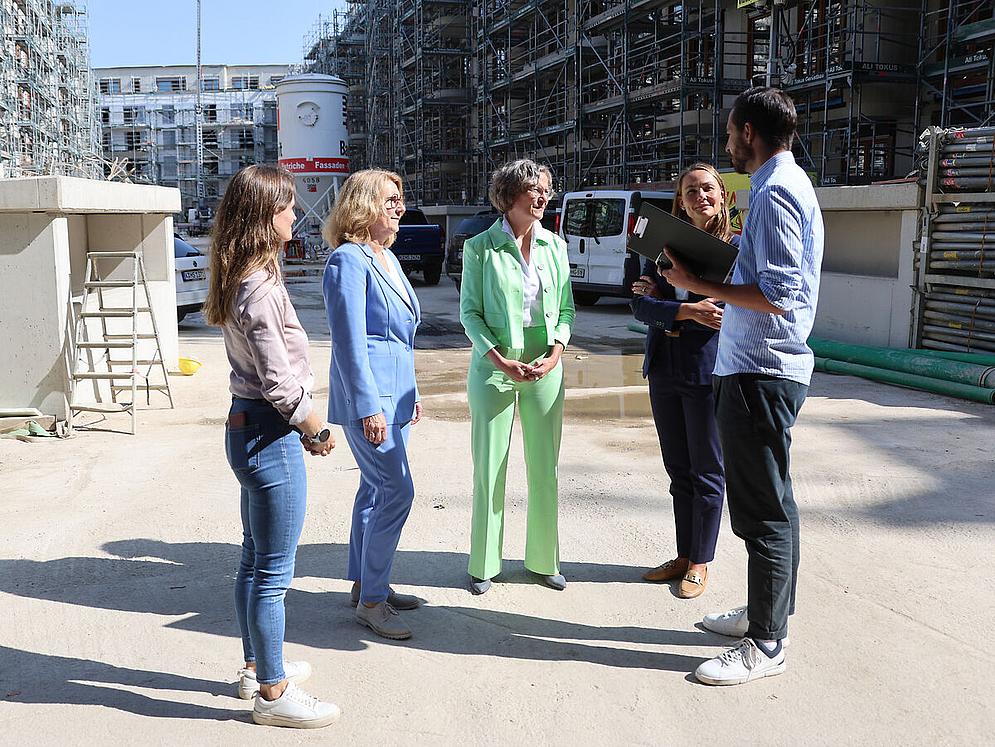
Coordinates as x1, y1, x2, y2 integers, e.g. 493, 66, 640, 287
923, 126, 995, 354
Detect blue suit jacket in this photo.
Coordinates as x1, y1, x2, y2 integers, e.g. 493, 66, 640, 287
630, 234, 739, 385
323, 242, 421, 426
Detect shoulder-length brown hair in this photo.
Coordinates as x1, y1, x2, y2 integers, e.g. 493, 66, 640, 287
323, 169, 403, 249
203, 165, 295, 326
672, 162, 732, 242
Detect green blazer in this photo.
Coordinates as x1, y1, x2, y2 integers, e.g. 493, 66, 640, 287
460, 218, 575, 357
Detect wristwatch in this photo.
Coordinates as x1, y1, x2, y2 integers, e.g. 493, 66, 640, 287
301, 426, 331, 446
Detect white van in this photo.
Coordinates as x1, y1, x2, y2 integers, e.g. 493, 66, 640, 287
559, 190, 674, 305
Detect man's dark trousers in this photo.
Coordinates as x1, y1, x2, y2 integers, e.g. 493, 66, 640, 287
714, 373, 807, 640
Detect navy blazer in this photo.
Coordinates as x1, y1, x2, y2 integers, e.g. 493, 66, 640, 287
630, 234, 740, 385
323, 242, 421, 426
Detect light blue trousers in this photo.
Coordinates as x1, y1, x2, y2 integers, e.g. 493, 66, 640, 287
343, 423, 416, 604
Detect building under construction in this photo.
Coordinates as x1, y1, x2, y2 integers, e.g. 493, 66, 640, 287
0, 0, 100, 179
93, 64, 287, 217
305, 0, 995, 204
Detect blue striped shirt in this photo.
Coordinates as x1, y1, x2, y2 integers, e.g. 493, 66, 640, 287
713, 151, 824, 385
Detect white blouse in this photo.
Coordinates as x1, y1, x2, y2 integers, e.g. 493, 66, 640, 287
383, 250, 412, 307
502, 216, 543, 326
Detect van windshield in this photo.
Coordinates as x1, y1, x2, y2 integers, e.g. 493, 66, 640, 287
563, 198, 625, 237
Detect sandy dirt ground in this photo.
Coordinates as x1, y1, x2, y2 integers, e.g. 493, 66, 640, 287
1, 271, 992, 745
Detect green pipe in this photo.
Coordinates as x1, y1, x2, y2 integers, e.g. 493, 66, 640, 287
815, 358, 995, 404
913, 347, 995, 366
808, 338, 995, 388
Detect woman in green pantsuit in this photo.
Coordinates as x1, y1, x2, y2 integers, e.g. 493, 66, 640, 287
459, 159, 575, 595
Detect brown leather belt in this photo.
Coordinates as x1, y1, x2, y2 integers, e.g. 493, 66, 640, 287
227, 411, 248, 428
665, 330, 681, 338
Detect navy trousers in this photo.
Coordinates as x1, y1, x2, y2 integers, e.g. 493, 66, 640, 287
648, 373, 725, 564
714, 373, 807, 641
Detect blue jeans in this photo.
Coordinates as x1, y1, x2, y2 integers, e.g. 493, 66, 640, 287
225, 397, 306, 685
343, 423, 415, 605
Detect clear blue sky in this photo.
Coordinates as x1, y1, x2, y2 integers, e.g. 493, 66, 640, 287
88, 0, 346, 68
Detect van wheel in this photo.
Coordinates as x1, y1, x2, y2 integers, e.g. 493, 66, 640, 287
423, 264, 442, 286
574, 291, 600, 306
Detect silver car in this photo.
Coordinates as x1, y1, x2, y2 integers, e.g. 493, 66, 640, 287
174, 235, 209, 323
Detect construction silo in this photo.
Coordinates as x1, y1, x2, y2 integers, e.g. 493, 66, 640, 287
275, 74, 349, 252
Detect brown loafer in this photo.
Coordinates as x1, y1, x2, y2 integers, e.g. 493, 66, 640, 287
642, 558, 689, 583
679, 567, 708, 598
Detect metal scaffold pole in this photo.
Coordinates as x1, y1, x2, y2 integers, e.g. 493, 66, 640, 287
195, 0, 205, 216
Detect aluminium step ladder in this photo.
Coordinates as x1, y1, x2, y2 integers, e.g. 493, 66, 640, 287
68, 251, 174, 434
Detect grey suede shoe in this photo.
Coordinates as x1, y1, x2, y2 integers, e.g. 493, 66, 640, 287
355, 601, 412, 640
350, 581, 421, 611
468, 576, 491, 595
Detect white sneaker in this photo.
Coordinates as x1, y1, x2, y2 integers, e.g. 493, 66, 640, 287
252, 681, 340, 729
695, 638, 786, 686
702, 605, 749, 637
701, 606, 790, 647
237, 660, 312, 700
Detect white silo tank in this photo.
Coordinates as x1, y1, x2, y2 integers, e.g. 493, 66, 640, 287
275, 74, 350, 251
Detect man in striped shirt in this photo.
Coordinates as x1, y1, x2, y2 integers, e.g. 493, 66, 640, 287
661, 86, 823, 686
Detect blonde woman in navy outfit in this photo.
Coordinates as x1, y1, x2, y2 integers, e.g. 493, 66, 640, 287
631, 162, 738, 599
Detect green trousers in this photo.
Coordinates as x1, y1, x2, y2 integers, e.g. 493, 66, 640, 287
467, 326, 564, 580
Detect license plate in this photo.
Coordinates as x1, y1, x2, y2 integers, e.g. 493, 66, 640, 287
570, 267, 585, 278
182, 269, 206, 281
397, 254, 419, 261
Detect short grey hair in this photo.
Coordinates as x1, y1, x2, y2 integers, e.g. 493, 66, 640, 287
488, 159, 554, 214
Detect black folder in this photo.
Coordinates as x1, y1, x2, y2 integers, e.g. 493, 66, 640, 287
628, 202, 738, 284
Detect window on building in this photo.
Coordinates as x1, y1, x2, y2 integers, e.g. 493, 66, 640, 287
230, 104, 253, 122
159, 105, 175, 126
100, 107, 110, 125
99, 78, 122, 94
156, 76, 187, 93
231, 75, 259, 90
102, 131, 110, 148
161, 130, 176, 147
203, 131, 218, 148
125, 131, 142, 148
123, 106, 142, 125
236, 129, 254, 149
202, 77, 220, 91
204, 104, 218, 123
269, 75, 284, 86
131, 77, 142, 93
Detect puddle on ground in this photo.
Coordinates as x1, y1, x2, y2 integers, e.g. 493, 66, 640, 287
416, 351, 652, 422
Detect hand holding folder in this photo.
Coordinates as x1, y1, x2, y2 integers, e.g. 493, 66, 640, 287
628, 202, 738, 284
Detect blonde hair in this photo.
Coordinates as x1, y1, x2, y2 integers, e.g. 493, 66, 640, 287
323, 169, 403, 249
672, 162, 732, 242
204, 165, 295, 326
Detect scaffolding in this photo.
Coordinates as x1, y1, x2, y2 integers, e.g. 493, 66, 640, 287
303, 9, 367, 169
397, 0, 472, 204
303, 0, 995, 201
918, 0, 995, 130
96, 67, 284, 214
0, 0, 99, 179
754, 0, 922, 186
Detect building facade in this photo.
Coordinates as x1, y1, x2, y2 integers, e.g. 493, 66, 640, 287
0, 0, 100, 179
305, 0, 994, 203
93, 64, 289, 216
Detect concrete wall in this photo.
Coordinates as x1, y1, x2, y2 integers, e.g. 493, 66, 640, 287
738, 182, 921, 348
0, 177, 181, 423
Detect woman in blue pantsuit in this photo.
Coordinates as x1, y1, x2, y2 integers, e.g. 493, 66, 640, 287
631, 162, 738, 599
322, 169, 423, 640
